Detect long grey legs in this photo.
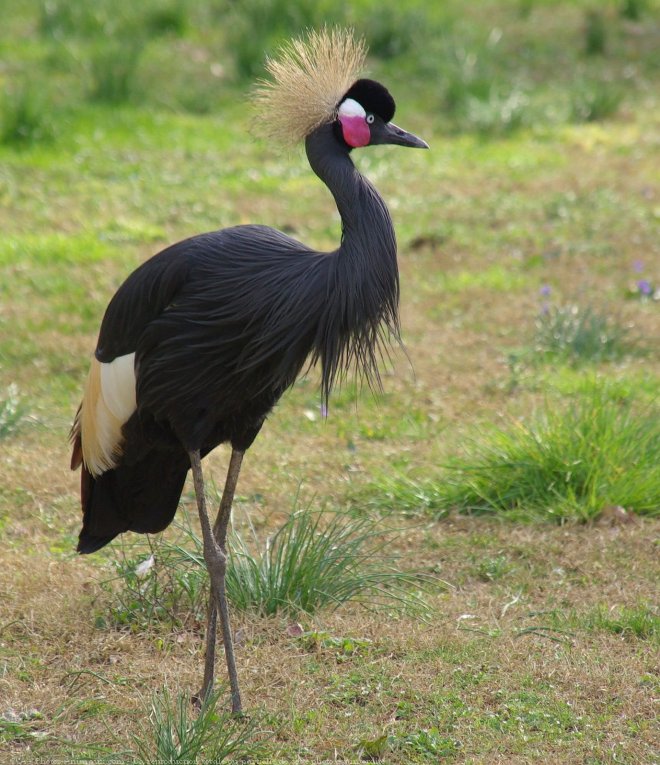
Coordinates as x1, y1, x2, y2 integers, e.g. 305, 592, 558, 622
189, 448, 244, 714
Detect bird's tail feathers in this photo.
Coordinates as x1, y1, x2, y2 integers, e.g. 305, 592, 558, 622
76, 450, 190, 555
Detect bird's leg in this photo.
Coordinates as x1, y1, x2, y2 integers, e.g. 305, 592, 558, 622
213, 449, 244, 543
188, 449, 242, 714
198, 593, 218, 706
197, 449, 244, 709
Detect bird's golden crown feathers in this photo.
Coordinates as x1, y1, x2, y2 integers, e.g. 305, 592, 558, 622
253, 28, 366, 144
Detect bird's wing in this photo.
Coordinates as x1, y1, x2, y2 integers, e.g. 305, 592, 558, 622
71, 244, 192, 474
96, 243, 193, 362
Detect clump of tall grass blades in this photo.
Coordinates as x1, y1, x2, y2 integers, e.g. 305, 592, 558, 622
620, 0, 647, 20
131, 687, 264, 764
39, 0, 186, 40
226, 507, 433, 615
582, 603, 658, 642
570, 81, 623, 122
356, 2, 430, 59
363, 386, 659, 522
87, 39, 143, 103
223, 0, 337, 80
0, 86, 54, 146
584, 10, 607, 56
439, 386, 660, 521
437, 46, 528, 136
101, 506, 432, 629
533, 304, 635, 363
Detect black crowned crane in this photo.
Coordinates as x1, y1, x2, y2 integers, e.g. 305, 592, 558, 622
70, 28, 428, 714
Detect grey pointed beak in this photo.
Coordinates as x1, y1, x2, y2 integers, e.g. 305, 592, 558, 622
381, 121, 429, 149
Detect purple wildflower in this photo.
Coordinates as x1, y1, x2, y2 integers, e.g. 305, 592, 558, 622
539, 284, 552, 297
637, 279, 653, 296
633, 260, 644, 273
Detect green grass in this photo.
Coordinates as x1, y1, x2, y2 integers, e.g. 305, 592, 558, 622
100, 505, 434, 626
533, 304, 637, 364
0, 709, 45, 746
360, 383, 660, 522
447, 386, 660, 519
131, 688, 265, 764
0, 84, 55, 146
4, 0, 654, 132
97, 530, 208, 631
620, 0, 648, 20
582, 603, 659, 642
38, 0, 188, 40
0, 384, 26, 440
570, 80, 624, 122
429, 264, 530, 294
350, 472, 448, 518
584, 9, 608, 56
226, 505, 434, 616
86, 39, 143, 104
519, 602, 659, 644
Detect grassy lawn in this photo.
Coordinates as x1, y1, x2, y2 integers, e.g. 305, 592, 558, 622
1, 1, 658, 763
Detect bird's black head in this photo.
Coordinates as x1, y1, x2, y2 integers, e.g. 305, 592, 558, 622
334, 78, 428, 151
343, 79, 396, 123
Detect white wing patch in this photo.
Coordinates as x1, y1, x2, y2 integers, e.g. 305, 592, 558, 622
80, 353, 137, 476
100, 352, 137, 421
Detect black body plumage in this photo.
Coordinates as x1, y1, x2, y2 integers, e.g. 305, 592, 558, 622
75, 121, 401, 553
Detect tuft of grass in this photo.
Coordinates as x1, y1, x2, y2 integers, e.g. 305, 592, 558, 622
360, 385, 660, 522
0, 384, 27, 440
620, 0, 647, 20
356, 1, 432, 59
583, 604, 659, 642
222, 0, 337, 80
131, 687, 265, 764
584, 9, 607, 56
570, 81, 623, 122
393, 728, 460, 759
438, 47, 529, 136
0, 85, 54, 146
87, 39, 143, 104
144, 2, 188, 37
0, 709, 44, 746
471, 554, 512, 582
39, 0, 186, 40
100, 504, 433, 627
226, 505, 434, 616
533, 304, 635, 363
98, 514, 208, 631
440, 386, 660, 521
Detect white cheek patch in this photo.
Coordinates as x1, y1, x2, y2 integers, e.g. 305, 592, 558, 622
100, 353, 137, 421
338, 98, 366, 119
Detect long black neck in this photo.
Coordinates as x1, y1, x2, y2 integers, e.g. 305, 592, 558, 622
305, 124, 400, 401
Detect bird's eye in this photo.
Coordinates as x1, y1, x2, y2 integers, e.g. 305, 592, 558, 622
366, 114, 375, 124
